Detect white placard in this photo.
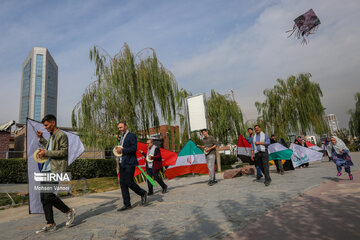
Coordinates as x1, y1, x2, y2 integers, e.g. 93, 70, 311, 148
186, 94, 207, 132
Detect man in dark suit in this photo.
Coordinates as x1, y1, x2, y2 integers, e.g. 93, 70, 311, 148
116, 121, 147, 211
139, 139, 168, 195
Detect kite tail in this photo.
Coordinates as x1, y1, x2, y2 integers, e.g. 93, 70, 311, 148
286, 24, 297, 38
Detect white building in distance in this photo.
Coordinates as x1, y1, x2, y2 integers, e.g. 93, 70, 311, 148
19, 47, 58, 124
325, 114, 340, 135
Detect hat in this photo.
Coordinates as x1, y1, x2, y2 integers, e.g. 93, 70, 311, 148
33, 149, 48, 163
113, 146, 123, 157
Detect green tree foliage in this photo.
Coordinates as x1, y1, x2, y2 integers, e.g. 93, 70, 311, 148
348, 92, 360, 138
207, 90, 245, 144
255, 73, 328, 139
72, 44, 181, 148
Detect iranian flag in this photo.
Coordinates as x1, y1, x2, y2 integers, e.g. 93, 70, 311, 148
134, 142, 178, 177
237, 134, 251, 156
268, 143, 293, 161
165, 140, 208, 179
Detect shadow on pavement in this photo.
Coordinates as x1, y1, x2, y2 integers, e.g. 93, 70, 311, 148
227, 187, 360, 240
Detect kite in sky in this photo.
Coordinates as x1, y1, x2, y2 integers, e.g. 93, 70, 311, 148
287, 9, 321, 44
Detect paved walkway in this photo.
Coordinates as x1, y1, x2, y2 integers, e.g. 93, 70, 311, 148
1, 153, 359, 240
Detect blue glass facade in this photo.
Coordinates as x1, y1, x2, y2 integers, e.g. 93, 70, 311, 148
20, 60, 31, 124
19, 48, 58, 124
46, 60, 57, 116
34, 54, 43, 121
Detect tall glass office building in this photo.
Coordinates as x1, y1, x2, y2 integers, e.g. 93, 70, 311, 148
19, 47, 58, 124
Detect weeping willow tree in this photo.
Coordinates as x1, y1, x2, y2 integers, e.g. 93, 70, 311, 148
175, 88, 192, 148
72, 44, 180, 148
348, 92, 360, 138
206, 90, 246, 144
255, 73, 328, 140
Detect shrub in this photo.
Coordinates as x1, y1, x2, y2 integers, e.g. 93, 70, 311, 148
220, 154, 238, 166
0, 158, 117, 183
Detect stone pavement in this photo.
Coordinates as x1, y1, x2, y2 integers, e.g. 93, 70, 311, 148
1, 153, 359, 240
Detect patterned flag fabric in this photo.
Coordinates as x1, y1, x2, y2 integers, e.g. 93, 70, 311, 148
165, 140, 208, 179
237, 134, 251, 156
268, 143, 293, 161
134, 142, 178, 177
27, 118, 84, 214
305, 141, 323, 151
289, 143, 323, 168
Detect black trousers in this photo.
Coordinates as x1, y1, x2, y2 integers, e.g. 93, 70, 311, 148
274, 160, 284, 172
146, 167, 167, 194
120, 166, 146, 206
255, 151, 271, 183
40, 182, 70, 224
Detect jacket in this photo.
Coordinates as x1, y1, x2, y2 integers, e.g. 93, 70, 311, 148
120, 132, 139, 167
39, 129, 68, 173
145, 147, 162, 172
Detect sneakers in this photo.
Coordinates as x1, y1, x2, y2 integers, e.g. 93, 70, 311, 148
35, 224, 56, 234
256, 175, 263, 180
264, 181, 271, 187
280, 171, 285, 175
66, 208, 76, 226
349, 174, 354, 180
337, 172, 342, 176
141, 192, 148, 205
208, 180, 218, 186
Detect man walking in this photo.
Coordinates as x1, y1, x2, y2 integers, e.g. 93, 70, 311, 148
251, 125, 272, 186
246, 128, 263, 179
35, 114, 75, 233
139, 139, 168, 195
199, 129, 218, 186
116, 121, 148, 211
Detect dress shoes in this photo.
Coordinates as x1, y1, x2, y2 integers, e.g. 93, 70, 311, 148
162, 185, 168, 194
141, 192, 148, 205
117, 205, 132, 211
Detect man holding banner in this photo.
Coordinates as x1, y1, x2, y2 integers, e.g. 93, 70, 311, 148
116, 121, 148, 211
35, 115, 75, 234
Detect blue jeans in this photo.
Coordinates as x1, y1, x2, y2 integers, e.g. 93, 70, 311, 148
256, 166, 263, 176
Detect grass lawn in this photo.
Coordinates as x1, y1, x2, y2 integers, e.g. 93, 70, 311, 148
69, 176, 120, 195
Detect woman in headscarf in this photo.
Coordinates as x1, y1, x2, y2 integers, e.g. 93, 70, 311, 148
329, 136, 354, 180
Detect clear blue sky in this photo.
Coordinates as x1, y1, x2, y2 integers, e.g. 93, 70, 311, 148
1, 0, 359, 129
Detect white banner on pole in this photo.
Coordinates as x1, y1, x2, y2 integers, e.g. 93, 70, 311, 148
186, 94, 207, 132
27, 118, 84, 214
289, 143, 323, 168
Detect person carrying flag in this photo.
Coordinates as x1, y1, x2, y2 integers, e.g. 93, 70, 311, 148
139, 139, 168, 195
35, 114, 75, 234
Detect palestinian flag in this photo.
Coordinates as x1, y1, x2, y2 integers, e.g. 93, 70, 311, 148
134, 142, 178, 177
268, 143, 293, 161
237, 134, 251, 156
165, 140, 208, 179
305, 141, 323, 151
